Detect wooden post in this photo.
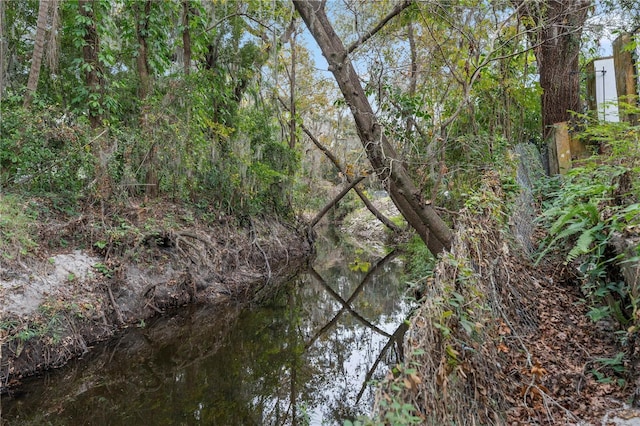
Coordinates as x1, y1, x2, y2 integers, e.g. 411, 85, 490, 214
613, 32, 639, 124
547, 127, 559, 175
554, 122, 572, 175
569, 130, 590, 162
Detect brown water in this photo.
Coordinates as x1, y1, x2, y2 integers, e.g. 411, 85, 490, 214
0, 233, 411, 425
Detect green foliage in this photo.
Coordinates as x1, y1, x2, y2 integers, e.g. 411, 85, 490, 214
369, 0, 541, 212
330, 189, 363, 224
403, 235, 436, 299
62, 0, 118, 121
8, 312, 65, 346
591, 352, 627, 387
345, 364, 424, 426
241, 107, 299, 215
2, 0, 299, 219
536, 166, 638, 321
0, 195, 39, 261
0, 105, 95, 194
536, 112, 640, 327
576, 99, 640, 171
93, 262, 113, 278
463, 162, 521, 225
348, 257, 371, 273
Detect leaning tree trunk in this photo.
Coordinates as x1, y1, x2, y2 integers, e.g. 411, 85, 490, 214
293, 1, 452, 255
23, 0, 51, 107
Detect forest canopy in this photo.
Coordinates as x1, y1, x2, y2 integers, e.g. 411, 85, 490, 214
0, 0, 633, 249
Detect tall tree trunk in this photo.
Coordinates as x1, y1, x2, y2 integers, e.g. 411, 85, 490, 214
134, 0, 157, 197
135, 0, 152, 99
182, 0, 191, 75
23, 0, 51, 107
293, 1, 452, 255
515, 0, 590, 139
78, 0, 111, 202
46, 0, 61, 72
0, 0, 7, 100
289, 24, 297, 150
78, 0, 102, 128
406, 20, 417, 138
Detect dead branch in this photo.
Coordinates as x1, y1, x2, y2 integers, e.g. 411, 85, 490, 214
302, 122, 403, 233
305, 250, 398, 350
279, 95, 402, 233
356, 321, 408, 404
105, 282, 124, 325
309, 176, 366, 228
344, 0, 413, 58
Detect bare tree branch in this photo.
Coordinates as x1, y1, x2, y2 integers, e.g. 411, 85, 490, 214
277, 96, 402, 233
309, 176, 365, 228
345, 0, 413, 57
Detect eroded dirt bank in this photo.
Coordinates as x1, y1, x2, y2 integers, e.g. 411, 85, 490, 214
0, 199, 312, 393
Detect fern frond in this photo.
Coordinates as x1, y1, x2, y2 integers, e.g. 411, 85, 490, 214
567, 229, 595, 262
549, 205, 583, 235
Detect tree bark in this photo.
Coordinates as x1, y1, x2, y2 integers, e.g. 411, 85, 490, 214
135, 0, 153, 99
78, 0, 102, 128
406, 20, 417, 139
133, 0, 158, 196
23, 0, 51, 107
0, 0, 7, 99
293, 1, 452, 255
289, 24, 297, 149
515, 0, 590, 139
78, 0, 111, 201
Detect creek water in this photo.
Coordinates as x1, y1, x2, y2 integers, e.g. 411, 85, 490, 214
1, 230, 412, 425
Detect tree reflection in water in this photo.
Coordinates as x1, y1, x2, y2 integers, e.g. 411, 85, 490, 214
1, 235, 412, 425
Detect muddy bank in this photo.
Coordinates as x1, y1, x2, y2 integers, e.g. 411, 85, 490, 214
0, 199, 312, 393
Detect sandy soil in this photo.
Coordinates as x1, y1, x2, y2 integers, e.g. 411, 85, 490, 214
0, 199, 312, 393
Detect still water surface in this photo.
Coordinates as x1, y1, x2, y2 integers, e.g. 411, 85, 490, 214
2, 232, 411, 425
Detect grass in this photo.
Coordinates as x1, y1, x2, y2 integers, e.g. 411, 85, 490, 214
0, 193, 39, 261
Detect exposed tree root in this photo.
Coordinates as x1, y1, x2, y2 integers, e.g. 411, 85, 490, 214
0, 198, 312, 394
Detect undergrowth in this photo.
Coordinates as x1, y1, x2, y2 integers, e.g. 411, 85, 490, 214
347, 165, 525, 426
403, 235, 436, 300
535, 108, 640, 329
534, 106, 640, 384
345, 360, 425, 425
0, 194, 39, 262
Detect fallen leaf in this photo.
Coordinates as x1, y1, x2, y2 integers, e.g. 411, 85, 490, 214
530, 362, 548, 378
409, 373, 422, 385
